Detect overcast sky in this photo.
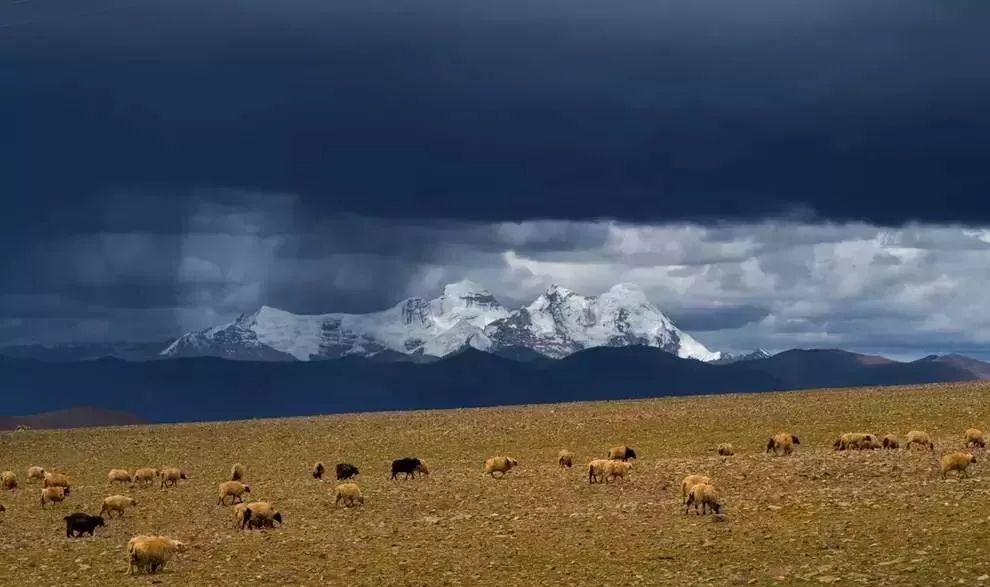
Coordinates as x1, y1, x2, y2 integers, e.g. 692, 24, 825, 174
2, 1, 990, 358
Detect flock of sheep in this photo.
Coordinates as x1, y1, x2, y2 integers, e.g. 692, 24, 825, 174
0, 426, 985, 576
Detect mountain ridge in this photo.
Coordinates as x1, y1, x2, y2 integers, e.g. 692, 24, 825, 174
1, 346, 987, 424
160, 281, 719, 362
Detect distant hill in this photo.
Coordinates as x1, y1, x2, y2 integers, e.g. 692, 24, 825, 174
743, 349, 982, 389
0, 341, 168, 362
1, 346, 987, 424
0, 407, 146, 431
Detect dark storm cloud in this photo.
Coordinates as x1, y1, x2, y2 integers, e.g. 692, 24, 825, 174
667, 305, 770, 331
3, 0, 990, 232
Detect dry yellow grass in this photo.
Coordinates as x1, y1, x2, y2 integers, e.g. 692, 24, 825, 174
2, 382, 990, 585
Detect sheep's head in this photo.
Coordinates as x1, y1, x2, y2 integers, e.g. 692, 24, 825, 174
95, 517, 106, 527
508, 458, 518, 467
766, 439, 775, 452
273, 512, 283, 525
791, 435, 801, 444
626, 448, 637, 459
970, 455, 978, 463
244, 485, 251, 493
129, 498, 138, 506
171, 540, 188, 552
416, 461, 429, 475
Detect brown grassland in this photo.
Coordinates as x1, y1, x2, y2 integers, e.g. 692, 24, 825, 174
2, 382, 990, 586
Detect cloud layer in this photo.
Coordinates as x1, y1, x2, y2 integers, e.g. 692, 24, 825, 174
3, 1, 989, 228
3, 192, 990, 359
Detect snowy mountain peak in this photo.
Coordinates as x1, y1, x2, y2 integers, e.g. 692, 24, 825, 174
542, 283, 573, 298
162, 280, 720, 363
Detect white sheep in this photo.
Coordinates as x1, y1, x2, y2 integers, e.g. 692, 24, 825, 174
43, 472, 70, 490
833, 432, 876, 451
716, 443, 734, 456
557, 450, 574, 468
602, 460, 633, 483
107, 469, 132, 485
940, 452, 977, 479
41, 486, 68, 508
484, 456, 519, 478
242, 501, 283, 528
766, 432, 800, 456
965, 428, 986, 449
1, 471, 17, 491
681, 474, 712, 504
905, 430, 935, 451
684, 482, 723, 515
230, 463, 245, 482
127, 535, 187, 575
160, 467, 187, 488
101, 495, 137, 518
27, 466, 46, 482
588, 459, 609, 484
133, 468, 159, 486
217, 481, 251, 505
334, 483, 364, 508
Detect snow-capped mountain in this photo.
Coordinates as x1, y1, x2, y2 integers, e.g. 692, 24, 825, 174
161, 281, 720, 362
484, 283, 720, 361
711, 349, 772, 365
161, 280, 508, 361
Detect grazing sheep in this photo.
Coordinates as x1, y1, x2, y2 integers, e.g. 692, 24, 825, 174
27, 466, 46, 482
607, 446, 638, 461
312, 462, 326, 480
334, 483, 364, 508
882, 435, 901, 450
681, 474, 712, 504
833, 432, 876, 451
43, 472, 70, 491
107, 469, 132, 485
230, 463, 245, 482
41, 486, 68, 508
965, 428, 986, 449
766, 432, 800, 456
217, 481, 251, 505
906, 430, 935, 451
557, 450, 574, 468
484, 456, 519, 478
684, 482, 723, 515
391, 458, 429, 480
588, 459, 609, 484
0, 504, 5, 512
160, 467, 187, 488
336, 463, 359, 480
940, 452, 977, 479
716, 443, 734, 456
133, 468, 159, 486
100, 495, 137, 518
64, 513, 105, 538
1, 471, 17, 491
603, 460, 633, 483
242, 501, 283, 529
127, 535, 187, 575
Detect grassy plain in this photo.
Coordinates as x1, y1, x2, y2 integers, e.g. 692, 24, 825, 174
2, 382, 990, 586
